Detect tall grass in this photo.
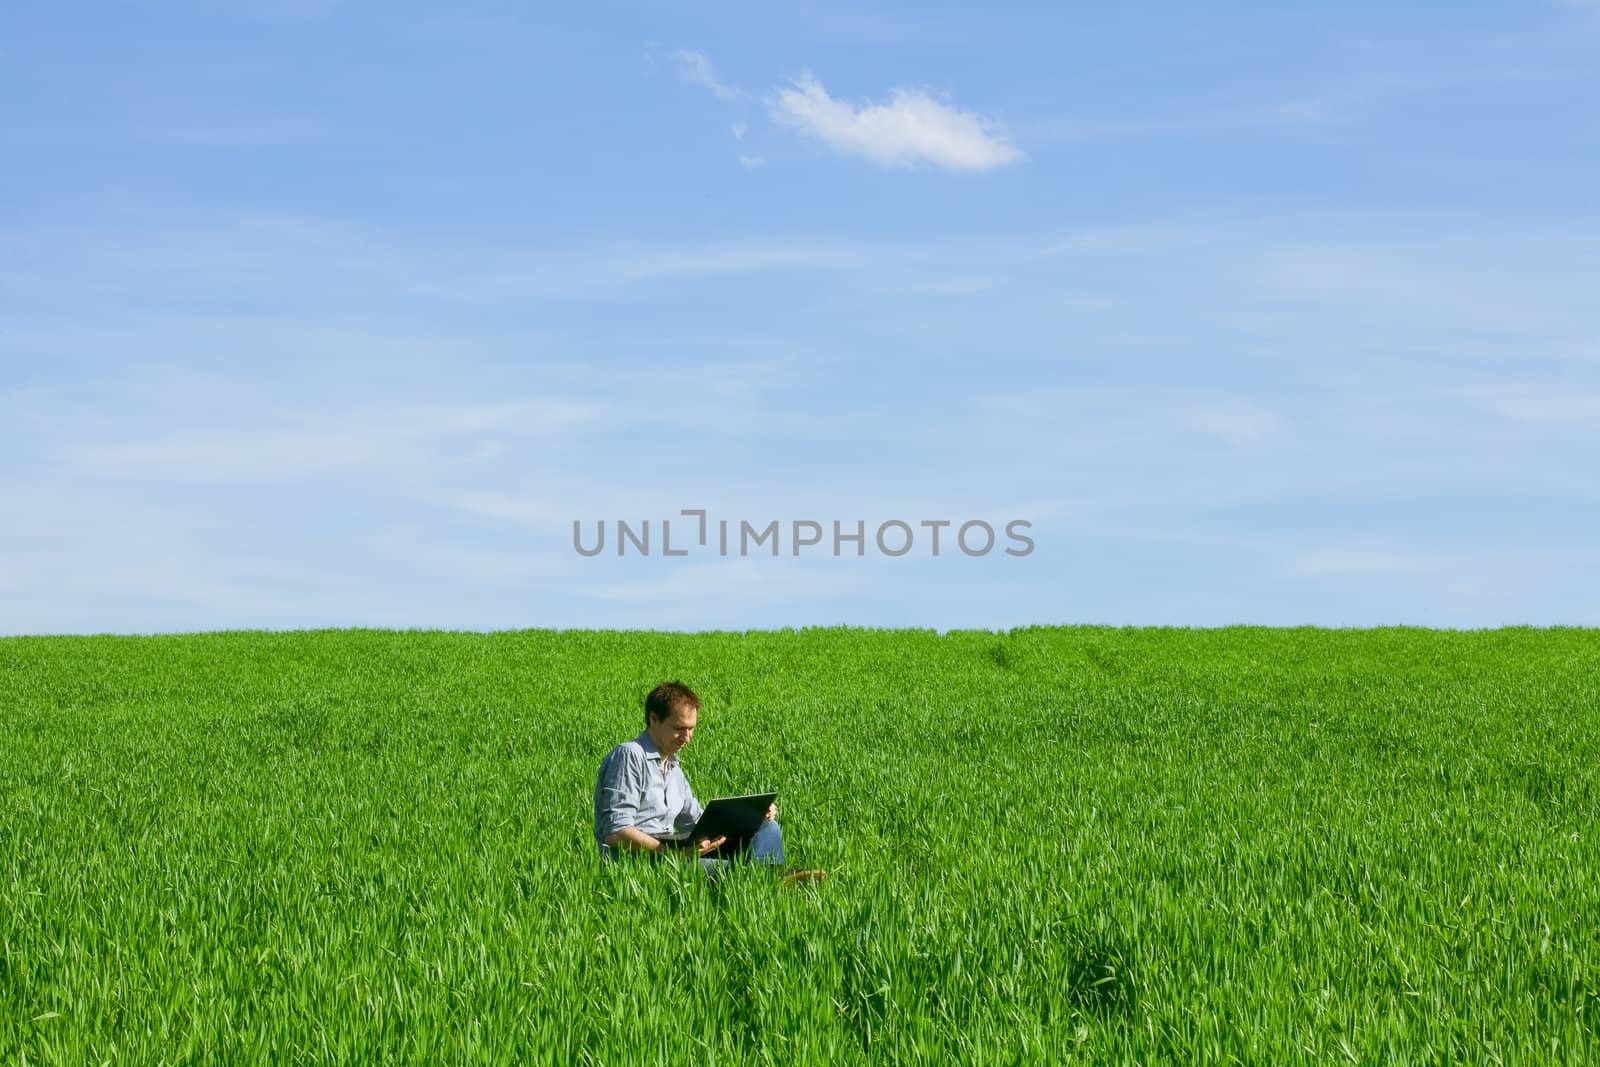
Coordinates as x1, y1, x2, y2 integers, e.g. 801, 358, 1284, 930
1, 627, 1595, 1062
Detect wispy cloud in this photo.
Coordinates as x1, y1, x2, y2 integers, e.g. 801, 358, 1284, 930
1179, 404, 1283, 446
1251, 72, 1446, 127
1230, 232, 1600, 342
588, 557, 868, 602
1459, 383, 1600, 420
603, 240, 878, 280
1031, 224, 1217, 257
0, 213, 917, 313
66, 399, 607, 481
243, 0, 340, 22
675, 50, 740, 100
0, 477, 363, 633
674, 52, 1022, 174
371, 526, 569, 583
451, 490, 573, 527
981, 387, 1285, 449
1286, 546, 1600, 588
412, 237, 887, 300
880, 277, 998, 297
131, 117, 325, 149
1291, 549, 1425, 576
1013, 65, 1562, 151
770, 73, 1022, 172
1012, 116, 1155, 145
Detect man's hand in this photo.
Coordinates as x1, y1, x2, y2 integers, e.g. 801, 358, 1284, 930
765, 803, 776, 822
695, 835, 727, 857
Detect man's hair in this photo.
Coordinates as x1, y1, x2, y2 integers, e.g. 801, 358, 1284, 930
645, 680, 700, 727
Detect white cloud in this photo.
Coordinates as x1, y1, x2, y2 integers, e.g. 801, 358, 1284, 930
675, 50, 740, 100
769, 73, 1022, 172
738, 154, 766, 169
731, 121, 747, 140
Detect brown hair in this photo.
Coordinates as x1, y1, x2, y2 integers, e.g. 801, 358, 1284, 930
644, 680, 700, 727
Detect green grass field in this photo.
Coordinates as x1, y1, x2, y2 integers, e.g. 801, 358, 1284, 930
2, 627, 1596, 1064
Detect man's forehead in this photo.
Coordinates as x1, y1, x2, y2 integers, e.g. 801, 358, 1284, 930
670, 706, 697, 726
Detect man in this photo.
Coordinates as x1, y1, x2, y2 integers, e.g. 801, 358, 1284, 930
593, 680, 785, 866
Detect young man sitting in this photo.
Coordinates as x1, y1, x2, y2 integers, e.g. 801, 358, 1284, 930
593, 680, 819, 882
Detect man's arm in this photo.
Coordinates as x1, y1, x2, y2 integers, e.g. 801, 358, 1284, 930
605, 826, 726, 857
604, 825, 665, 853
595, 745, 648, 848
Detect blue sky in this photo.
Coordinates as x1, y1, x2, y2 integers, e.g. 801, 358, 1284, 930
3, 1, 1598, 633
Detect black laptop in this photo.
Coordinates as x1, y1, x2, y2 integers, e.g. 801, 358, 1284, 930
654, 792, 777, 857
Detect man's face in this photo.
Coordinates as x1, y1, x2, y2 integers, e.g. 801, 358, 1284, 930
648, 705, 697, 757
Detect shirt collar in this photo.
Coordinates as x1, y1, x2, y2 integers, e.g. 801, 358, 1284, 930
635, 731, 679, 773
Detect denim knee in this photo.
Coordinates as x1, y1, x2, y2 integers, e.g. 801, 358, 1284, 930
750, 819, 783, 864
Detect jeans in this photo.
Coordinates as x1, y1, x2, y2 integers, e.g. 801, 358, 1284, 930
699, 818, 782, 875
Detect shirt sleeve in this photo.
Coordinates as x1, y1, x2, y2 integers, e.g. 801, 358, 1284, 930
594, 745, 646, 843
680, 774, 703, 829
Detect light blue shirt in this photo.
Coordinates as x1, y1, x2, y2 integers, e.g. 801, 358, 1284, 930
593, 730, 703, 853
